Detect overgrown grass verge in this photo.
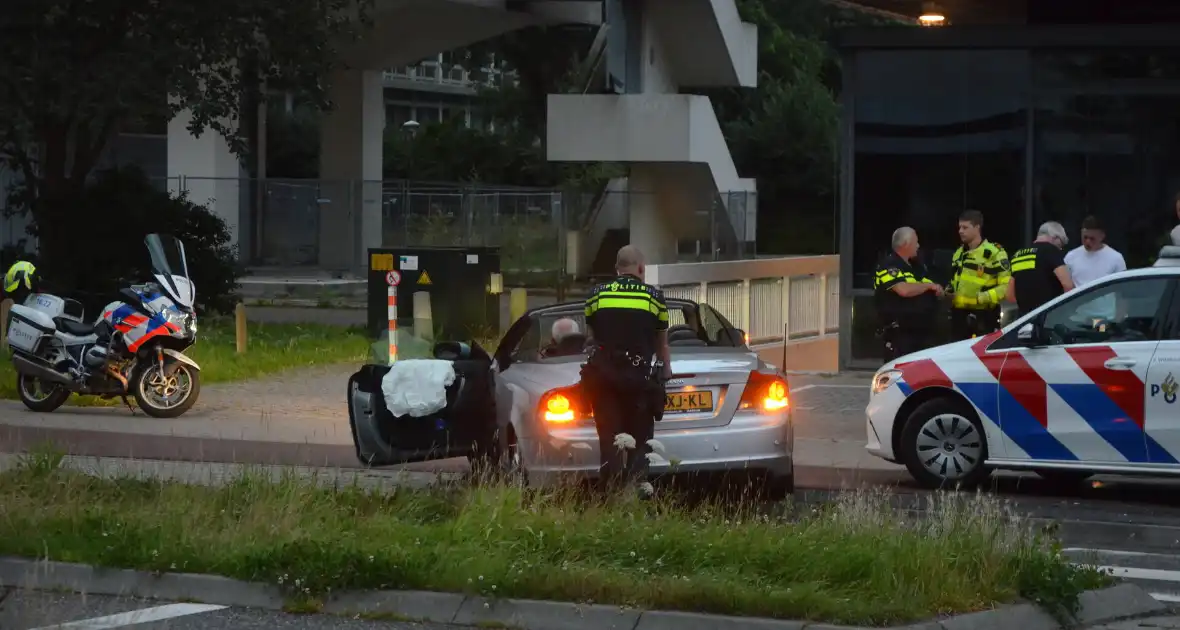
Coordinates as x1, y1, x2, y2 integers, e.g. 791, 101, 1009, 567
0, 453, 1109, 626
0, 320, 371, 404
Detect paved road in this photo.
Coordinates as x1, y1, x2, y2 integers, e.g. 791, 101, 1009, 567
0, 370, 909, 488
0, 590, 453, 630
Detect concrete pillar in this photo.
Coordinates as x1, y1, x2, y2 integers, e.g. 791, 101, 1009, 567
628, 166, 677, 264
319, 69, 385, 272
640, 0, 675, 93
167, 110, 244, 249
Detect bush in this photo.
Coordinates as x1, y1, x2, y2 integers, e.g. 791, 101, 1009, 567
36, 168, 242, 315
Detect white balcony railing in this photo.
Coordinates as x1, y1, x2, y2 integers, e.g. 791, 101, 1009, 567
382, 54, 519, 90
648, 255, 840, 345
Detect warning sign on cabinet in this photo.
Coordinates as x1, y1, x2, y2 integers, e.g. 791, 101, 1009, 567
417, 270, 432, 285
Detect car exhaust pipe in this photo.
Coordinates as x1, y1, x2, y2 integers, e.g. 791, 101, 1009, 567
11, 354, 73, 386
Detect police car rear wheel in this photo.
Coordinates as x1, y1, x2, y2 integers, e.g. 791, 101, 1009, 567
900, 397, 990, 489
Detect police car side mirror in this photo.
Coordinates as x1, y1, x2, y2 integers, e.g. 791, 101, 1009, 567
1016, 322, 1044, 347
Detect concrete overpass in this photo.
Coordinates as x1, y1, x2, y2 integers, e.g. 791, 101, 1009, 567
548, 0, 759, 265
166, 0, 758, 269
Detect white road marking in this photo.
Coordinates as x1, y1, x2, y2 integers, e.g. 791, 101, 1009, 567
28, 603, 227, 629
1063, 547, 1175, 559
1066, 547, 1180, 603
1093, 565, 1180, 582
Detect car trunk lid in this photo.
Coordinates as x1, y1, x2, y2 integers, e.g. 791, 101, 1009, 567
656, 350, 762, 430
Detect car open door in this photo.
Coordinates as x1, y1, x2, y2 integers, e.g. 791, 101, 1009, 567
346, 341, 496, 467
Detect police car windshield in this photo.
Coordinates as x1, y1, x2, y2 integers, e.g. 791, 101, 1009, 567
514, 301, 738, 360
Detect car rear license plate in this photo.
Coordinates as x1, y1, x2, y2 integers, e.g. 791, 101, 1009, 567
665, 391, 713, 413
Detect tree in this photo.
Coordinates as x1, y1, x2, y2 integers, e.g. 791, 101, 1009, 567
0, 0, 370, 279
468, 25, 599, 135
701, 0, 908, 254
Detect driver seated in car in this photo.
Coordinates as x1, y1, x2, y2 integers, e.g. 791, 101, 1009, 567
541, 318, 586, 358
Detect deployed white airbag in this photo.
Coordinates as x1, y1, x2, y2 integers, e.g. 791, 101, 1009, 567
381, 359, 456, 418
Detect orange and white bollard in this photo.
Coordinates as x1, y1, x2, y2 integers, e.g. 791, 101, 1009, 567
385, 270, 401, 365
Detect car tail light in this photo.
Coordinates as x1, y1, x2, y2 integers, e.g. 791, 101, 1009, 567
738, 372, 789, 412
539, 386, 591, 424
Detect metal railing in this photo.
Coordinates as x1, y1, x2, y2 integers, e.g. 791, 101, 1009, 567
648, 255, 840, 345
382, 55, 518, 90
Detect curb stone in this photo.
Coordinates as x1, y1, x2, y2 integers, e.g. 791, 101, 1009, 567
0, 557, 1167, 629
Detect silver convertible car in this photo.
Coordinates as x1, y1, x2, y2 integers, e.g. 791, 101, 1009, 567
347, 299, 795, 493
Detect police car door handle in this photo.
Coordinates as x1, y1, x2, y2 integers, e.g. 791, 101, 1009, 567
1103, 357, 1136, 370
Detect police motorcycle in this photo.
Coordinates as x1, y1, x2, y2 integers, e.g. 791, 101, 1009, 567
5, 234, 201, 417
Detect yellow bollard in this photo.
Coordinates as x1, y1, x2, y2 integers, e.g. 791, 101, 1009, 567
0, 299, 11, 352
509, 288, 528, 323
235, 303, 248, 354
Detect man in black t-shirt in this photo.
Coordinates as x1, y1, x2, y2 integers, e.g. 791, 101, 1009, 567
1008, 221, 1075, 317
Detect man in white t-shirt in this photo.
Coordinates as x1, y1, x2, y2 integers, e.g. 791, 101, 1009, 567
1172, 193, 1180, 246
1065, 216, 1126, 320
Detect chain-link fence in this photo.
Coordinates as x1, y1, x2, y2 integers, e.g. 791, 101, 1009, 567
143, 177, 758, 278
167, 177, 569, 275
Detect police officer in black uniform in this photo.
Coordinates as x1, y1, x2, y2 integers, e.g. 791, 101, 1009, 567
581, 245, 671, 498
875, 227, 943, 362
1008, 220, 1075, 318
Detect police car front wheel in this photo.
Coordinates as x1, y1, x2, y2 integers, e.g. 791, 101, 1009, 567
899, 397, 991, 489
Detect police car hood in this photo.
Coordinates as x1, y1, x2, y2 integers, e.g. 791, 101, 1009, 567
881, 336, 982, 372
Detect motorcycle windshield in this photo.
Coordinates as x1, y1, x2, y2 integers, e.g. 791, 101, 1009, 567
145, 233, 193, 307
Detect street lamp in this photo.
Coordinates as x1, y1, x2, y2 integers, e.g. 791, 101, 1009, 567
918, 1, 946, 26
402, 119, 420, 180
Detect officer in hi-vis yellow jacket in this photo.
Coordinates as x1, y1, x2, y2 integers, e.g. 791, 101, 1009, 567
947, 210, 1010, 341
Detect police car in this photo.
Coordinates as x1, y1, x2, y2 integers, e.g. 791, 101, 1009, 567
866, 246, 1180, 488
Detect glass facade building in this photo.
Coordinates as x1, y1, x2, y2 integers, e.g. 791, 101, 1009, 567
838, 26, 1180, 369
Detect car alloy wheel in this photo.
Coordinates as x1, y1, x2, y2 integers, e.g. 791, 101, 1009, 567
915, 412, 984, 481
900, 396, 990, 490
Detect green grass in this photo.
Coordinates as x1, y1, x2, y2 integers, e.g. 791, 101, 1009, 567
0, 454, 1109, 626
0, 319, 371, 404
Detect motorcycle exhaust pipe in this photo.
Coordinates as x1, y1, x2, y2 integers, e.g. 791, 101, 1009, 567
11, 354, 74, 386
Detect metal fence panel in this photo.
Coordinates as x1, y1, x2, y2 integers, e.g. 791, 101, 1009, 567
788, 276, 823, 339
749, 278, 783, 342
706, 281, 745, 331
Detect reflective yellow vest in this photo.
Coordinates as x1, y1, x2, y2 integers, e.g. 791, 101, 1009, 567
950, 240, 1010, 310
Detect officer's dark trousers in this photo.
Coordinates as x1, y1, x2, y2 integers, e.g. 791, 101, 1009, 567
883, 328, 930, 363
949, 308, 999, 342
582, 364, 656, 491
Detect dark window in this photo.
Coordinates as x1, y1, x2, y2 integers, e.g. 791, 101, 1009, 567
387, 104, 413, 128
415, 107, 441, 125
851, 50, 1029, 290
1039, 277, 1172, 344
1031, 51, 1180, 268
1034, 51, 1180, 84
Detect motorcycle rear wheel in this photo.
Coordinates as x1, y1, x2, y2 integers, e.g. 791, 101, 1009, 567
16, 373, 70, 413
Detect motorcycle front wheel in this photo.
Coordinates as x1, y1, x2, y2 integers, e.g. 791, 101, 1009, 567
132, 361, 201, 418
16, 373, 70, 413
